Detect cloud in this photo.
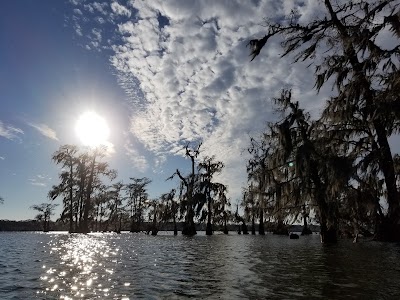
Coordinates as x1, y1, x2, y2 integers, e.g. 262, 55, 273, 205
28, 122, 59, 141
28, 174, 51, 187
111, 2, 131, 17
0, 121, 24, 141
84, 2, 108, 15
70, 0, 339, 200
0, 156, 4, 160
125, 140, 148, 173
101, 141, 116, 156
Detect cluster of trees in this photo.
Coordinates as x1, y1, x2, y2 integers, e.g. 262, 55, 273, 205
167, 144, 231, 235
30, 0, 400, 244
244, 0, 400, 242
42, 144, 231, 236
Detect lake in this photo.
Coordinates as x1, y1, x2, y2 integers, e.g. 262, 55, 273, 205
1, 231, 400, 299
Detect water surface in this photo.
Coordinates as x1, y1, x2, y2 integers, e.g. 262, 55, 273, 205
1, 232, 400, 299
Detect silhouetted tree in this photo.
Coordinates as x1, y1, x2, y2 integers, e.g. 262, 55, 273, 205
51, 145, 78, 233
247, 0, 400, 241
126, 177, 151, 232
168, 143, 202, 236
50, 145, 116, 233
157, 189, 178, 235
198, 156, 225, 235
108, 181, 124, 233
242, 186, 257, 235
30, 203, 58, 232
247, 91, 354, 242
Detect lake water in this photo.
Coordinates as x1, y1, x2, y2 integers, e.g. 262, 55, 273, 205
1, 232, 400, 299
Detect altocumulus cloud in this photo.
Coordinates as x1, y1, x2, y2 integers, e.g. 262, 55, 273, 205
70, 0, 332, 199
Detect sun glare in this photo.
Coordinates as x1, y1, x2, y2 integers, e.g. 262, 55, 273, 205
75, 111, 110, 147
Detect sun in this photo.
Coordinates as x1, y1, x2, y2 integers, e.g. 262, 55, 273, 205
75, 111, 110, 147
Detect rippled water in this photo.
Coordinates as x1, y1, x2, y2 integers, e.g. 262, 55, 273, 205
1, 232, 400, 299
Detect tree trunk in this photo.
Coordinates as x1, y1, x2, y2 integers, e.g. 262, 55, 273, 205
206, 198, 213, 235
82, 155, 96, 234
172, 213, 178, 235
182, 207, 196, 235
151, 204, 158, 236
301, 212, 312, 235
69, 157, 74, 234
223, 216, 228, 234
251, 215, 256, 235
130, 216, 136, 233
320, 223, 338, 243
242, 221, 249, 234
259, 210, 265, 235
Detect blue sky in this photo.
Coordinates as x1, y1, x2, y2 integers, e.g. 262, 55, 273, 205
1, 0, 399, 220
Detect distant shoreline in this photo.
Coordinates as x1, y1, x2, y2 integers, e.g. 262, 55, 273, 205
0, 219, 320, 233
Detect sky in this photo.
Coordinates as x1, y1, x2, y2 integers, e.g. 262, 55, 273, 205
1, 0, 399, 220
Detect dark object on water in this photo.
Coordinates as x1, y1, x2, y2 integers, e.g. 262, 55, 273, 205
290, 233, 299, 239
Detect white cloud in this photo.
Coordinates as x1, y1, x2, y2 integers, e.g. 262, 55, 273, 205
84, 2, 108, 15
73, 8, 83, 15
153, 154, 167, 173
111, 2, 131, 17
107, 0, 326, 200
92, 28, 102, 42
0, 121, 24, 141
0, 156, 4, 160
102, 141, 116, 156
28, 174, 51, 187
125, 140, 148, 172
28, 122, 59, 141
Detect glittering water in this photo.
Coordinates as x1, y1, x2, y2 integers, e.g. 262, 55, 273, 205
1, 232, 400, 299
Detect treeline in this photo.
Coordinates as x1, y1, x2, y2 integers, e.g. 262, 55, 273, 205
243, 0, 400, 242
0, 219, 320, 233
0, 219, 59, 231
45, 144, 232, 236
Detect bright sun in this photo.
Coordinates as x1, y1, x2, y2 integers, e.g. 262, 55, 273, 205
75, 111, 110, 147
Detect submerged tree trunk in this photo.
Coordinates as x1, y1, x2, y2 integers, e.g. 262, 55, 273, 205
43, 218, 49, 232
320, 223, 338, 243
182, 207, 196, 235
82, 155, 96, 234
151, 204, 158, 236
259, 210, 265, 235
173, 215, 178, 236
68, 158, 74, 233
206, 196, 213, 235
251, 215, 256, 235
301, 205, 312, 235
242, 222, 249, 234
223, 216, 228, 234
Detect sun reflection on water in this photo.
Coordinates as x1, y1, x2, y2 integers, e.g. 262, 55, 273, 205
38, 233, 125, 299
